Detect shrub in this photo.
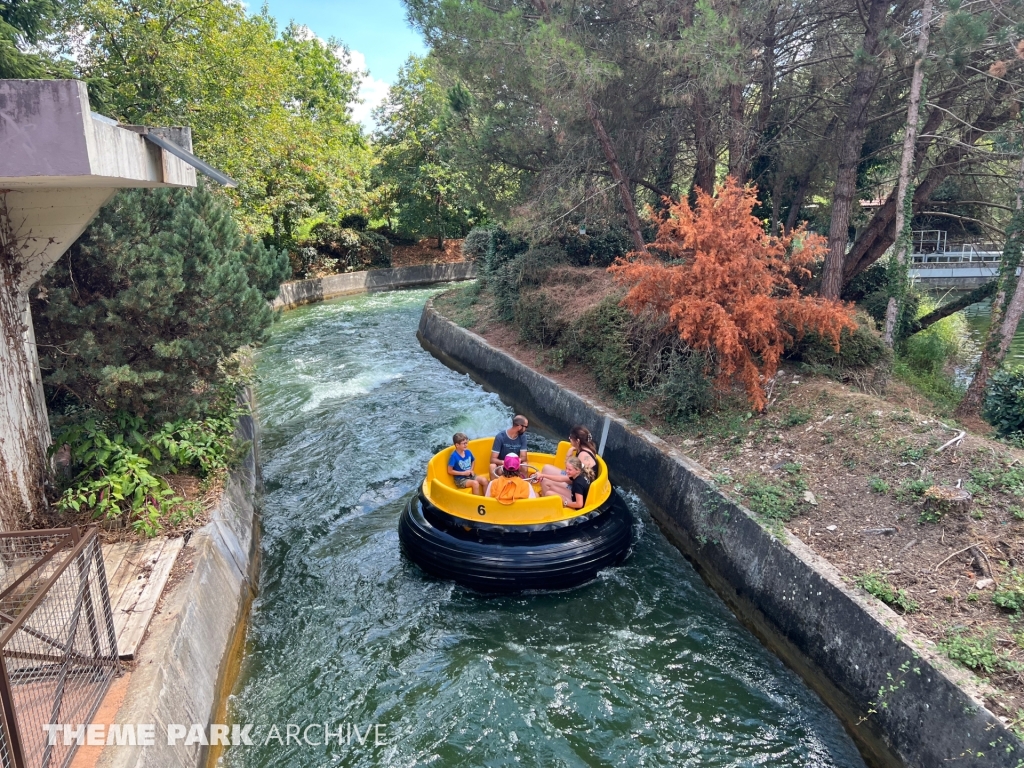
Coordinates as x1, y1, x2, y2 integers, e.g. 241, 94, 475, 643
855, 571, 919, 613
515, 290, 567, 346
33, 187, 288, 422
304, 224, 392, 273
984, 367, 1024, 438
462, 226, 493, 262
557, 224, 632, 267
788, 314, 887, 372
484, 227, 529, 277
993, 569, 1024, 613
610, 178, 855, 410
51, 404, 243, 535
490, 244, 566, 322
369, 226, 418, 246
842, 262, 888, 302
862, 288, 920, 340
656, 348, 715, 424
339, 213, 369, 230
565, 298, 642, 398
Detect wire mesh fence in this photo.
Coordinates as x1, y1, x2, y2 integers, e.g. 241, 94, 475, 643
0, 528, 118, 768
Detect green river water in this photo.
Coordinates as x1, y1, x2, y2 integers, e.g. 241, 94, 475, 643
221, 287, 866, 768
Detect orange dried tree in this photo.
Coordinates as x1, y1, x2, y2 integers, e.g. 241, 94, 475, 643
609, 178, 856, 410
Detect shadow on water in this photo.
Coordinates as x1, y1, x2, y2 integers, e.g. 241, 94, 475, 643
223, 287, 866, 768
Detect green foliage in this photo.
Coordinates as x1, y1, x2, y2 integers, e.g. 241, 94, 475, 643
939, 631, 1003, 675
1, 0, 65, 77
565, 297, 642, 398
51, 407, 241, 535
738, 472, 807, 522
371, 56, 517, 242
896, 479, 932, 504
516, 290, 567, 347
855, 571, 919, 614
782, 407, 812, 427
965, 465, 1024, 496
33, 186, 289, 421
462, 226, 494, 262
556, 225, 632, 268
892, 295, 972, 412
993, 570, 1024, 613
61, 5, 371, 242
984, 367, 1024, 438
788, 316, 887, 373
486, 231, 533, 321
656, 348, 715, 424
293, 223, 392, 277
862, 289, 920, 340
869, 477, 891, 493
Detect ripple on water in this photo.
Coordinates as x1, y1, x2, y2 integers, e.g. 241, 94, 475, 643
224, 287, 865, 768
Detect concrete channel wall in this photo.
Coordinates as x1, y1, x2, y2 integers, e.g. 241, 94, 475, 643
273, 262, 477, 310
417, 301, 1023, 768
97, 393, 261, 768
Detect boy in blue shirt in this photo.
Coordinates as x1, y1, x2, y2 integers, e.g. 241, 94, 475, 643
447, 433, 487, 495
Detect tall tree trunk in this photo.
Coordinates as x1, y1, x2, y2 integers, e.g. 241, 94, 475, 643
728, 82, 747, 183
436, 193, 444, 250
586, 97, 647, 253
820, 0, 890, 299
956, 149, 1024, 419
883, 0, 934, 347
784, 168, 812, 235
693, 88, 717, 195
654, 118, 682, 209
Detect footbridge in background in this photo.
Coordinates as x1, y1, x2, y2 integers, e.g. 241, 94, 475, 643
908, 231, 1006, 289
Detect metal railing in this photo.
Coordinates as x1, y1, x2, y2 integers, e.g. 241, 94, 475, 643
0, 528, 118, 768
911, 241, 1003, 264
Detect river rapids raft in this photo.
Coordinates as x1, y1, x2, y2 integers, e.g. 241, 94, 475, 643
399, 438, 633, 592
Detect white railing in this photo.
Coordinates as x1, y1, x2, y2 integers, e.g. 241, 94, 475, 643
912, 242, 1002, 264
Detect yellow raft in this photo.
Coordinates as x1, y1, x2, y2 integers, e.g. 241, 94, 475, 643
399, 439, 632, 593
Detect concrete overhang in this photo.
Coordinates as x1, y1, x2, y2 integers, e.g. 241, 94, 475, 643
0, 79, 199, 189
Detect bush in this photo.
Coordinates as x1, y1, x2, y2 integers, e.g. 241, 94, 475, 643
557, 224, 632, 267
488, 241, 558, 322
462, 226, 493, 262
484, 227, 529, 277
861, 289, 920, 340
33, 187, 288, 422
565, 297, 643, 398
369, 226, 418, 246
788, 314, 887, 372
993, 569, 1024, 613
842, 262, 888, 302
515, 290, 567, 346
655, 348, 715, 424
339, 213, 368, 231
984, 367, 1024, 438
304, 224, 392, 273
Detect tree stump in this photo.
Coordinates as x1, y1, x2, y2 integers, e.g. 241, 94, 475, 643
922, 485, 972, 518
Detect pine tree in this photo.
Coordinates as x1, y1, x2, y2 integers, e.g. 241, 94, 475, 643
32, 185, 290, 422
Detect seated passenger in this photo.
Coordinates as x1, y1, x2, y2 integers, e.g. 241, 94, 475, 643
447, 432, 488, 496
537, 425, 599, 482
540, 456, 592, 510
490, 415, 529, 479
486, 455, 536, 505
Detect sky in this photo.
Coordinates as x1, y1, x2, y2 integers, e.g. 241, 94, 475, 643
261, 0, 429, 130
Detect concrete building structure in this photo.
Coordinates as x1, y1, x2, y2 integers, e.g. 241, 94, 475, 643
0, 79, 215, 531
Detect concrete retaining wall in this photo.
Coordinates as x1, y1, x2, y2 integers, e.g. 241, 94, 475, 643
418, 301, 1023, 768
273, 262, 477, 310
97, 393, 261, 768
